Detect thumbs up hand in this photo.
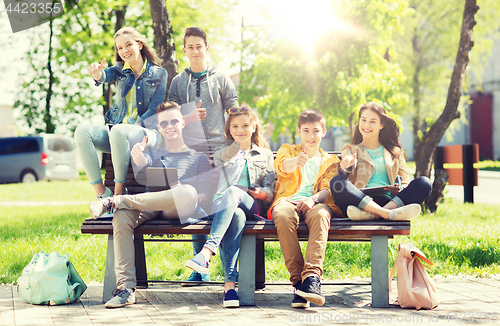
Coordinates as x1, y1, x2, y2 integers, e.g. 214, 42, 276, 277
131, 136, 147, 159
186, 100, 206, 123
220, 141, 240, 161
296, 144, 308, 168
88, 58, 106, 81
195, 100, 206, 121
341, 153, 357, 172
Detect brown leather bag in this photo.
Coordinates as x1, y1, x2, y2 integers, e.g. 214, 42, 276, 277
389, 243, 440, 310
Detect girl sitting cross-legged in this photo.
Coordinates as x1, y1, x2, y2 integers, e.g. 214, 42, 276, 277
329, 102, 432, 221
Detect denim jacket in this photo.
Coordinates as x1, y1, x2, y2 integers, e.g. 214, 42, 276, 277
213, 143, 276, 205
95, 60, 167, 128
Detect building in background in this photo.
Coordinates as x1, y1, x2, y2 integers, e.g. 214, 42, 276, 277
401, 37, 500, 161
0, 104, 16, 138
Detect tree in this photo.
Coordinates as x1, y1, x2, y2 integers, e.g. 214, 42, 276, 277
149, 0, 178, 90
394, 0, 500, 162
238, 0, 409, 142
414, 0, 479, 178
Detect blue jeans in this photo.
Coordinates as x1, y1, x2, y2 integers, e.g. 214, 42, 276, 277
74, 124, 159, 184
206, 186, 263, 282
329, 173, 432, 217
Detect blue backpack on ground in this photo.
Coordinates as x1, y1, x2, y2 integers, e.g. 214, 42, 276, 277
17, 251, 87, 305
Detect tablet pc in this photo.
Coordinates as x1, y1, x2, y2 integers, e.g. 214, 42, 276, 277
146, 167, 178, 192
360, 186, 389, 195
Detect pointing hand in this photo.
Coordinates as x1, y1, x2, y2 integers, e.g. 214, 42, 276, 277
88, 58, 106, 80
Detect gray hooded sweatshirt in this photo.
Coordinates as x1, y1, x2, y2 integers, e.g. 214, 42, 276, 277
168, 66, 239, 151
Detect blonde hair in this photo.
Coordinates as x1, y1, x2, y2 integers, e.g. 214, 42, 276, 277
224, 106, 269, 148
114, 27, 160, 66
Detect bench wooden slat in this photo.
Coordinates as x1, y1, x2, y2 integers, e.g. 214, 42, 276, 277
82, 218, 410, 237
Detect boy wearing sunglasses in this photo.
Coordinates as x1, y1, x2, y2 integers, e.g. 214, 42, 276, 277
87, 101, 212, 308
168, 26, 239, 152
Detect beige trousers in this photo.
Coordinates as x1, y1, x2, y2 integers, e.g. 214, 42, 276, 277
112, 185, 198, 289
272, 201, 332, 286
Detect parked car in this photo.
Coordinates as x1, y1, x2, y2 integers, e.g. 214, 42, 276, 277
0, 135, 79, 183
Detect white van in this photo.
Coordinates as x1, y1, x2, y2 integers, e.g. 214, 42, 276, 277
0, 135, 79, 183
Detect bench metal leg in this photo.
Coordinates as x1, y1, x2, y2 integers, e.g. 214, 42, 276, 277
102, 234, 116, 303
255, 240, 265, 290
239, 234, 256, 306
134, 234, 148, 289
371, 235, 389, 308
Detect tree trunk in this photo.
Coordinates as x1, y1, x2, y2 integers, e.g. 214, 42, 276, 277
411, 29, 422, 162
44, 18, 55, 133
348, 110, 355, 140
102, 8, 126, 120
149, 0, 178, 92
115, 7, 126, 32
425, 169, 449, 213
414, 0, 478, 178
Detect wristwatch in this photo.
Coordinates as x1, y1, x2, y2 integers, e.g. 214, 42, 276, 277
312, 196, 320, 205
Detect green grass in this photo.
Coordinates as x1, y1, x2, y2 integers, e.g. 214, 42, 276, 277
405, 160, 500, 172
476, 160, 500, 172
0, 170, 96, 202
0, 204, 224, 284
1, 179, 499, 284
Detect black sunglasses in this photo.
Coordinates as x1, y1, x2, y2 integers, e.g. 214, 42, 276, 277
159, 119, 180, 129
228, 106, 251, 114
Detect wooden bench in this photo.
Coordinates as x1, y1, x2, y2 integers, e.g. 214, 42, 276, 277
82, 151, 411, 307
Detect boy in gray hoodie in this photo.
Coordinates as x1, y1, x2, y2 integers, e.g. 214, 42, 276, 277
168, 27, 239, 285
168, 27, 239, 152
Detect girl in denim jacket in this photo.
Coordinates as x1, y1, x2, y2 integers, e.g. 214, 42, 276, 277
185, 106, 275, 308
75, 27, 167, 198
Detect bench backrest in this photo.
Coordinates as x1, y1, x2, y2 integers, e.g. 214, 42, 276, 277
105, 150, 341, 195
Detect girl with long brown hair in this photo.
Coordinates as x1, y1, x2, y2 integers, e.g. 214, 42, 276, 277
329, 102, 432, 221
75, 27, 167, 198
185, 105, 275, 308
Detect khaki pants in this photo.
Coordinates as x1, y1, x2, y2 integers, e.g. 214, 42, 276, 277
112, 185, 198, 290
272, 201, 332, 286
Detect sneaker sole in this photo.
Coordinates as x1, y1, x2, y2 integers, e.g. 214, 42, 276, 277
390, 205, 421, 221
181, 281, 203, 287
185, 260, 209, 274
223, 299, 240, 308
104, 300, 136, 308
295, 289, 325, 306
347, 206, 374, 221
291, 301, 310, 308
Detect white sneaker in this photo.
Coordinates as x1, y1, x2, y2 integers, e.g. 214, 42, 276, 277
97, 187, 113, 200
89, 197, 115, 219
346, 206, 375, 220
389, 204, 421, 221
104, 288, 135, 308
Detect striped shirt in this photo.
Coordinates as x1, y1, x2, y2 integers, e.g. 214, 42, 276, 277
143, 146, 211, 196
